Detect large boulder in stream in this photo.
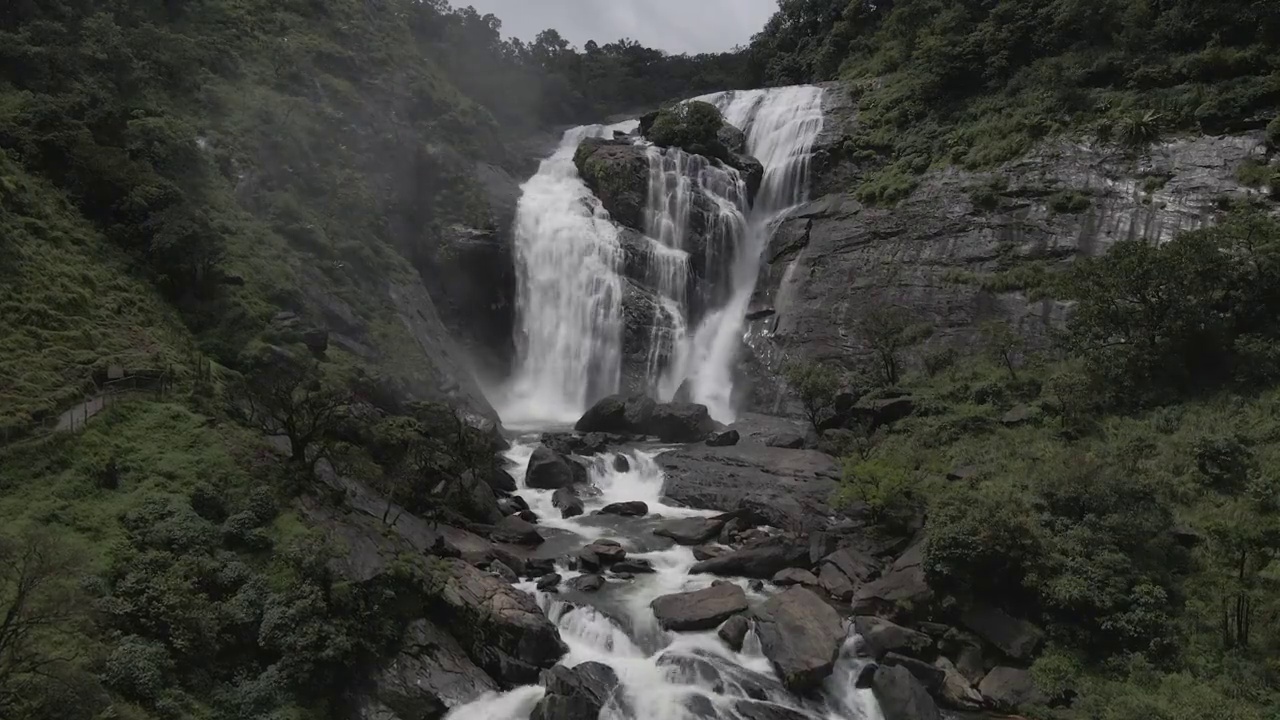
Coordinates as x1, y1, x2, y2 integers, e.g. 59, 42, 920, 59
752, 587, 846, 694
872, 664, 941, 720
654, 515, 728, 545
575, 393, 656, 434
531, 662, 620, 720
646, 402, 718, 442
489, 515, 543, 546
651, 582, 749, 631
525, 446, 580, 490
428, 558, 566, 685
690, 536, 809, 579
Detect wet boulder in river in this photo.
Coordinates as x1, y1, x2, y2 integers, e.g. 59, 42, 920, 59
752, 587, 845, 694
652, 582, 749, 631
600, 501, 649, 517
690, 536, 810, 579
553, 488, 585, 519
525, 446, 579, 489
531, 661, 620, 720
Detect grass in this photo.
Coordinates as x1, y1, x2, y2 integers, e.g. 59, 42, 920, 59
0, 154, 192, 437
0, 400, 288, 573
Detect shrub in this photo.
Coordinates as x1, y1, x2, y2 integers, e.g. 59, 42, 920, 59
841, 457, 919, 529
1236, 158, 1274, 187
104, 636, 174, 702
1267, 116, 1280, 151
784, 361, 844, 432
1049, 189, 1092, 214
646, 101, 726, 159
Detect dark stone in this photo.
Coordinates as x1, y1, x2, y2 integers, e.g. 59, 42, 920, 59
553, 488, 585, 519
655, 516, 727, 545
979, 666, 1048, 712
569, 574, 606, 593
652, 583, 749, 632
855, 663, 878, 689
490, 515, 543, 546
766, 433, 806, 449
487, 467, 518, 494
872, 664, 940, 720
573, 139, 650, 231
852, 541, 933, 622
818, 563, 856, 601
882, 652, 946, 694
645, 402, 718, 442
364, 619, 497, 718
752, 587, 845, 693
515, 510, 538, 524
613, 455, 631, 473
772, 568, 821, 588
732, 700, 812, 720
497, 496, 529, 516
611, 558, 655, 574
489, 560, 519, 584
531, 661, 620, 720
526, 446, 578, 490
960, 606, 1044, 662
718, 614, 751, 651
693, 544, 730, 561
854, 616, 934, 661
706, 429, 741, 447
578, 541, 627, 571
302, 327, 329, 353
691, 537, 810, 579
600, 501, 649, 517
536, 573, 562, 591
526, 558, 556, 578
1000, 404, 1041, 426
823, 547, 880, 585
575, 393, 656, 434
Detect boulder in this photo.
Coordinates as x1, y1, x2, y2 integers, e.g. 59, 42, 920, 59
1000, 404, 1041, 426
855, 663, 878, 689
515, 510, 539, 524
852, 541, 933, 621
568, 456, 590, 485
490, 515, 543, 546
536, 573, 562, 592
459, 471, 504, 524
823, 547, 879, 584
772, 568, 821, 588
881, 652, 946, 694
645, 402, 718, 442
691, 537, 810, 579
365, 619, 498, 718
706, 429, 740, 447
979, 666, 1047, 711
578, 540, 627, 571
487, 467, 518, 494
612, 454, 631, 473
569, 574, 606, 593
655, 516, 727, 545
575, 393, 656, 434
611, 558, 655, 574
526, 446, 578, 490
854, 616, 934, 661
651, 583, 749, 631
693, 544, 730, 561
818, 563, 856, 601
573, 138, 650, 231
497, 495, 530, 516
717, 123, 747, 154
553, 488, 585, 519
752, 587, 845, 693
934, 657, 984, 710
718, 614, 751, 651
765, 433, 806, 449
531, 661, 620, 720
526, 558, 556, 578
489, 560, 519, 584
960, 606, 1044, 661
429, 558, 566, 685
871, 664, 940, 720
600, 501, 649, 517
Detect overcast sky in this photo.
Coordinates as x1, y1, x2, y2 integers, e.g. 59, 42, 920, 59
460, 0, 779, 54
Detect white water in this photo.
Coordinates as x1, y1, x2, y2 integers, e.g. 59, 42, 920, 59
500, 121, 639, 426
499, 87, 825, 426
444, 441, 884, 720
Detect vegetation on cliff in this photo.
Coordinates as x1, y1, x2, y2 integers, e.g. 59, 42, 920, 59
806, 207, 1280, 719
747, 0, 1280, 203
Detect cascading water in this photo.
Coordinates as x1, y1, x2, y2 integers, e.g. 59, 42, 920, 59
682, 87, 826, 423
444, 441, 885, 720
499, 120, 638, 427
500, 86, 824, 426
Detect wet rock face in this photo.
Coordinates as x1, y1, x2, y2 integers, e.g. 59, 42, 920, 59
742, 82, 1267, 412
531, 662, 620, 720
422, 223, 516, 376
574, 138, 651, 230
652, 582, 750, 631
872, 664, 941, 720
362, 619, 499, 719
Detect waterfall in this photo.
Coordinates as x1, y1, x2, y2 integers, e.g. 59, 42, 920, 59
499, 121, 638, 427
682, 87, 826, 423
500, 87, 824, 427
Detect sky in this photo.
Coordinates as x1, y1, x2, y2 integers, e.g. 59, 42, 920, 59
460, 0, 779, 54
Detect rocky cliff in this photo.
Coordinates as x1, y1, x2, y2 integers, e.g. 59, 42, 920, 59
741, 82, 1270, 412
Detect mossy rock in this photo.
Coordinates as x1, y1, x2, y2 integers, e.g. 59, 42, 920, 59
573, 138, 650, 230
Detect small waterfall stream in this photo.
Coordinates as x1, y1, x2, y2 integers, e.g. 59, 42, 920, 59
444, 443, 885, 720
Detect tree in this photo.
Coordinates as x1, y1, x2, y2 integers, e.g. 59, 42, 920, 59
784, 360, 843, 431
857, 306, 930, 385
0, 530, 85, 717
981, 320, 1024, 380
235, 350, 351, 466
